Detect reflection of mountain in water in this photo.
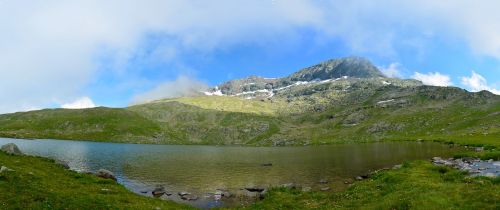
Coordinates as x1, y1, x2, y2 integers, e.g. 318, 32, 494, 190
0, 137, 463, 207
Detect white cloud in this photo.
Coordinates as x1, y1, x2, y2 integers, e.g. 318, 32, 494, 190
0, 0, 326, 113
61, 97, 97, 109
380, 63, 402, 78
1, 0, 500, 113
131, 76, 208, 105
461, 71, 500, 95
412, 72, 453, 87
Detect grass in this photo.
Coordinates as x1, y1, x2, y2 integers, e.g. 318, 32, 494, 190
2, 149, 498, 209
245, 161, 500, 210
152, 96, 281, 115
0, 81, 498, 148
0, 151, 193, 209
0, 107, 161, 143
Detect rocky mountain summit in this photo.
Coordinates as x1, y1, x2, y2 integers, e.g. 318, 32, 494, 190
207, 56, 421, 100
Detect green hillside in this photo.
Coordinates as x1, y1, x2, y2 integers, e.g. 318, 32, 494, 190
0, 57, 499, 148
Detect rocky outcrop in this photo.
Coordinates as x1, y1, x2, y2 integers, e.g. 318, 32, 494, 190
1, 143, 23, 155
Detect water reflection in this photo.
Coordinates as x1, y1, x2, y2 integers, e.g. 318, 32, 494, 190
0, 138, 461, 208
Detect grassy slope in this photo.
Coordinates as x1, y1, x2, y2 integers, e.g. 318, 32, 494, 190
246, 161, 500, 210
0, 107, 162, 143
0, 85, 498, 209
0, 84, 498, 148
127, 101, 281, 145
153, 96, 280, 115
0, 152, 192, 210
278, 86, 500, 147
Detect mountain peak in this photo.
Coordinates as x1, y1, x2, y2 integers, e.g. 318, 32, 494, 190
285, 56, 385, 82
211, 56, 388, 96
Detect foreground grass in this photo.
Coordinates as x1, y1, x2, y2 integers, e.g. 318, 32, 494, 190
246, 161, 500, 210
0, 152, 192, 210
1, 150, 499, 209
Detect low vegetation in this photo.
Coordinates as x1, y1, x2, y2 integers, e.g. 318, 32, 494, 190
246, 161, 500, 210
1, 83, 497, 148
0, 151, 192, 209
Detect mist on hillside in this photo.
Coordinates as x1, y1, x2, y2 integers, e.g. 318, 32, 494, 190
130, 76, 208, 105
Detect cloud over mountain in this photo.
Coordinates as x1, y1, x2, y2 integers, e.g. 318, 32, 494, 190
0, 0, 499, 113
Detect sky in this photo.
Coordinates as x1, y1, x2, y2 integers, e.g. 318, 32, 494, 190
0, 0, 499, 113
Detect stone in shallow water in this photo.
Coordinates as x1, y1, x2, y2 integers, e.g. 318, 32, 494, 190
178, 191, 191, 196
152, 185, 166, 197
180, 194, 198, 201
319, 179, 328, 184
431, 157, 500, 177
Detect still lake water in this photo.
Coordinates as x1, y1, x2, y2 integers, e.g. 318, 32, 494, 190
0, 138, 462, 208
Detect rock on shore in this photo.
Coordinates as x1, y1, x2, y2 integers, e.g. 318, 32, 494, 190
95, 169, 117, 181
1, 143, 23, 155
431, 157, 499, 177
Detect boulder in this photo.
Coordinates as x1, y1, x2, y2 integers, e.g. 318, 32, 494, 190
301, 186, 312, 192
1, 143, 23, 155
260, 163, 273, 167
95, 169, 117, 181
152, 185, 166, 197
320, 187, 330, 191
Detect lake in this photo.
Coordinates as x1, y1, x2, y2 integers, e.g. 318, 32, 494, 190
0, 138, 462, 208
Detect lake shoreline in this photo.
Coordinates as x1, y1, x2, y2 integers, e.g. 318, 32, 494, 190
1, 138, 480, 208
1, 140, 498, 209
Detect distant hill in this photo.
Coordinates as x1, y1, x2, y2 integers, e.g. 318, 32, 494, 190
1, 57, 499, 147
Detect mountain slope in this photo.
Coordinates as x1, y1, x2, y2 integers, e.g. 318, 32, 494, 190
283, 56, 385, 82
0, 57, 498, 147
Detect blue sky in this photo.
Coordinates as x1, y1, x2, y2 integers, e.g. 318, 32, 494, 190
0, 0, 499, 113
